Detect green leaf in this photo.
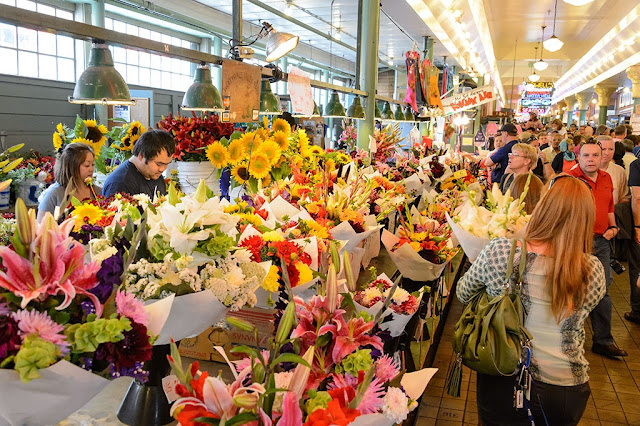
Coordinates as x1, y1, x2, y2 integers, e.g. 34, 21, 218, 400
225, 413, 258, 426
191, 417, 220, 425
270, 353, 309, 369
229, 345, 261, 359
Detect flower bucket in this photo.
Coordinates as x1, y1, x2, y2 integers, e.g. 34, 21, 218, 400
0, 188, 9, 210
16, 178, 43, 207
176, 161, 219, 196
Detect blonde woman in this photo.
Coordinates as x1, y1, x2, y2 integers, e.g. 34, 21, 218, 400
499, 143, 538, 194
457, 175, 605, 425
38, 143, 101, 221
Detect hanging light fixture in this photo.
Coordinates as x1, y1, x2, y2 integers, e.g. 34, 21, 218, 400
374, 102, 382, 120
394, 105, 405, 122
324, 90, 347, 118
181, 63, 224, 112
259, 79, 281, 115
263, 22, 299, 62
69, 41, 134, 105
563, 0, 594, 5
381, 101, 394, 120
534, 27, 549, 71
529, 46, 541, 82
347, 95, 366, 120
543, 0, 564, 52
404, 106, 416, 122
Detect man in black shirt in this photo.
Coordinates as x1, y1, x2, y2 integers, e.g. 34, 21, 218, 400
625, 158, 640, 324
103, 129, 175, 199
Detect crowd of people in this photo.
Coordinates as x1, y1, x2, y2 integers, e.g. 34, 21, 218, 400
459, 114, 640, 425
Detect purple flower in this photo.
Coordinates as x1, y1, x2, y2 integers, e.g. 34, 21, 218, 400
78, 356, 93, 371
0, 315, 21, 360
109, 361, 149, 383
81, 300, 96, 318
241, 194, 255, 207
91, 254, 124, 303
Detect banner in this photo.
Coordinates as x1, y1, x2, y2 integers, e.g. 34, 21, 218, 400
442, 86, 495, 113
222, 60, 261, 123
288, 66, 314, 116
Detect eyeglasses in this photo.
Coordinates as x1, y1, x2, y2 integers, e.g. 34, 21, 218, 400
548, 174, 592, 190
508, 152, 521, 158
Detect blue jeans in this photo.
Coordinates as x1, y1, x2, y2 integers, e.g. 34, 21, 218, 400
628, 239, 640, 314
592, 236, 613, 345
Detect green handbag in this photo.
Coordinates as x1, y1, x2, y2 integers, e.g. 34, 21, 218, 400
446, 239, 533, 397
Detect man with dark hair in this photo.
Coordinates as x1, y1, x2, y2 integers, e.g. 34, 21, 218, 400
103, 129, 175, 198
613, 124, 627, 142
483, 122, 519, 184
596, 125, 610, 136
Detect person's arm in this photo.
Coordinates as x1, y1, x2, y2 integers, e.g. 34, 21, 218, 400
457, 238, 511, 304
619, 170, 631, 203
604, 212, 619, 240
37, 185, 62, 222
551, 153, 563, 174
485, 145, 507, 168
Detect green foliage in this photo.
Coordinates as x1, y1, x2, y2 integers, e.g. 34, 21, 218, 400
14, 335, 60, 383
65, 315, 131, 353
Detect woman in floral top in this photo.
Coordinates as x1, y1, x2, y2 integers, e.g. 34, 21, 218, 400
457, 175, 605, 426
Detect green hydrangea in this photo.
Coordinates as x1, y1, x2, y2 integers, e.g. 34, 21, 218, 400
149, 234, 174, 261
336, 349, 373, 377
199, 231, 235, 257
305, 390, 332, 413
239, 262, 266, 283
356, 310, 374, 322
14, 335, 60, 383
65, 316, 131, 353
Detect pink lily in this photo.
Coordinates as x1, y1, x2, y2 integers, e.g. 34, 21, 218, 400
201, 375, 237, 419
331, 316, 383, 364
278, 392, 303, 426
291, 295, 346, 348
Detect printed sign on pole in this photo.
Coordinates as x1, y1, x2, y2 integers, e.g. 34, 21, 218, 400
474, 129, 486, 147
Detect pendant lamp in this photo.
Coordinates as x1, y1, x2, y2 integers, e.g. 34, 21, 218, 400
260, 79, 281, 115
404, 106, 416, 122
292, 101, 321, 117
563, 0, 593, 5
347, 96, 366, 120
69, 42, 134, 105
375, 102, 382, 120
534, 28, 549, 71
181, 63, 224, 112
324, 91, 347, 118
543, 0, 564, 52
381, 101, 394, 120
394, 105, 405, 122
528, 46, 541, 82
263, 23, 300, 62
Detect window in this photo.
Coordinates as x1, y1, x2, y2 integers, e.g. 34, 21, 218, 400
105, 17, 197, 92
0, 1, 76, 81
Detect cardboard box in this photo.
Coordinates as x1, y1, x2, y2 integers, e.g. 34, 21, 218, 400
179, 307, 276, 362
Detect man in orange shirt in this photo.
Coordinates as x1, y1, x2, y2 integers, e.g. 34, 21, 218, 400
568, 142, 627, 358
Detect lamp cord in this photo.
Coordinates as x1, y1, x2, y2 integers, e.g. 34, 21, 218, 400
553, 0, 558, 34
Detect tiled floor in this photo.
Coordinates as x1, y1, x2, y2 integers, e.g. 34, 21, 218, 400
416, 264, 640, 426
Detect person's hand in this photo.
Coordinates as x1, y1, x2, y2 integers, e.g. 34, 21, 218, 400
604, 228, 618, 240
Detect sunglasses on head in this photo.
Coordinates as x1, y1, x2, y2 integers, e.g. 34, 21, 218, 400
548, 174, 592, 190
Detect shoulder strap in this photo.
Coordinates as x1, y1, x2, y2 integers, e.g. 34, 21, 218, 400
517, 238, 527, 284
506, 239, 528, 292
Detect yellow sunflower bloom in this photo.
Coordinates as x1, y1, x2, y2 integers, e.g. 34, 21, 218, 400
272, 118, 291, 135
335, 152, 351, 164
117, 136, 133, 151
256, 127, 270, 142
262, 116, 270, 129
83, 119, 108, 145
248, 153, 271, 179
56, 123, 64, 133
71, 137, 104, 156
256, 139, 282, 166
297, 129, 310, 153
262, 265, 280, 292
308, 145, 323, 156
325, 158, 336, 173
206, 142, 229, 168
260, 174, 272, 187
232, 162, 250, 184
239, 132, 263, 153
127, 121, 146, 138
53, 132, 64, 151
228, 139, 246, 164
71, 203, 104, 230
272, 130, 290, 151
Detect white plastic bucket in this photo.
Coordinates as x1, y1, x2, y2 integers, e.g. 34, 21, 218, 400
17, 179, 43, 207
175, 161, 219, 195
0, 188, 9, 210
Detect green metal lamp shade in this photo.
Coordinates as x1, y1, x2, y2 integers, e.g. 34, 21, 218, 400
347, 96, 365, 120
324, 91, 347, 118
260, 79, 281, 116
293, 101, 321, 117
381, 101, 394, 120
394, 105, 405, 122
404, 106, 416, 122
182, 64, 224, 112
375, 102, 382, 120
69, 43, 133, 105
265, 30, 299, 62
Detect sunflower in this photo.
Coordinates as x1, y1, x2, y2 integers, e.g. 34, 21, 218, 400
117, 136, 133, 151
128, 121, 146, 138
297, 129, 310, 153
71, 137, 104, 156
248, 153, 271, 179
123, 121, 146, 150
260, 174, 272, 187
238, 132, 263, 153
256, 139, 282, 166
232, 162, 250, 184
56, 123, 65, 133
83, 119, 108, 145
256, 127, 270, 142
308, 145, 324, 156
262, 116, 270, 129
52, 132, 64, 151
227, 139, 246, 165
272, 118, 291, 135
272, 130, 290, 151
335, 152, 351, 164
71, 203, 104, 230
206, 142, 229, 168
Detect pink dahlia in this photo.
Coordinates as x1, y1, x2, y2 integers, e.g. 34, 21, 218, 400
12, 309, 68, 352
375, 354, 400, 382
116, 291, 149, 326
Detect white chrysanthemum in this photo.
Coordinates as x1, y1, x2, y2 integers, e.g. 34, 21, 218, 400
226, 265, 246, 288
273, 371, 294, 412
362, 287, 383, 306
133, 193, 152, 205
388, 287, 410, 304
92, 245, 118, 264
382, 387, 410, 424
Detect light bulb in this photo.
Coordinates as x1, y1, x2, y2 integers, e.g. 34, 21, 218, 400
533, 60, 548, 71
543, 35, 564, 52
528, 73, 540, 82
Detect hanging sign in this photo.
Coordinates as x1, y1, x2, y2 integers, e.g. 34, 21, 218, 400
474, 129, 486, 147
221, 60, 261, 123
486, 122, 499, 137
288, 66, 314, 116
442, 85, 495, 113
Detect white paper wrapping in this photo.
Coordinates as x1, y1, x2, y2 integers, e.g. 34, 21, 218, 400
145, 291, 228, 345
349, 414, 394, 426
361, 215, 381, 268
381, 230, 451, 282
0, 361, 109, 426
445, 212, 490, 263
337, 246, 365, 283
330, 221, 383, 254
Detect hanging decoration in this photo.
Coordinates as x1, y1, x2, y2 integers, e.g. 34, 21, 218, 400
404, 49, 424, 113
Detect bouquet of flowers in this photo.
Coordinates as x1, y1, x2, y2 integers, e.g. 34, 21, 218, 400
0, 143, 24, 193
94, 120, 147, 175
0, 212, 15, 245
0, 200, 155, 424
156, 112, 235, 161
447, 181, 531, 262
371, 123, 403, 164
165, 265, 436, 426
53, 115, 108, 156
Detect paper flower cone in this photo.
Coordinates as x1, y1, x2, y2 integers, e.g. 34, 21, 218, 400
361, 215, 381, 268
381, 229, 452, 281
330, 220, 383, 254
145, 292, 228, 345
446, 212, 489, 263
337, 246, 365, 283
0, 361, 109, 425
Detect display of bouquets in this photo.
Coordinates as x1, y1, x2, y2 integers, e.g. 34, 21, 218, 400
0, 143, 25, 193
351, 268, 427, 338
94, 120, 147, 175
52, 115, 108, 155
0, 212, 15, 245
6, 150, 54, 191
165, 264, 436, 426
338, 119, 358, 151
0, 200, 155, 424
447, 179, 531, 262
370, 123, 403, 164
382, 205, 458, 281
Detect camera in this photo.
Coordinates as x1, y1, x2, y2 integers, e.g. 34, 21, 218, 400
611, 259, 626, 275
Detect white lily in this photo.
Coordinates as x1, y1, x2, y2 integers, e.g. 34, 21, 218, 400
156, 202, 211, 255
